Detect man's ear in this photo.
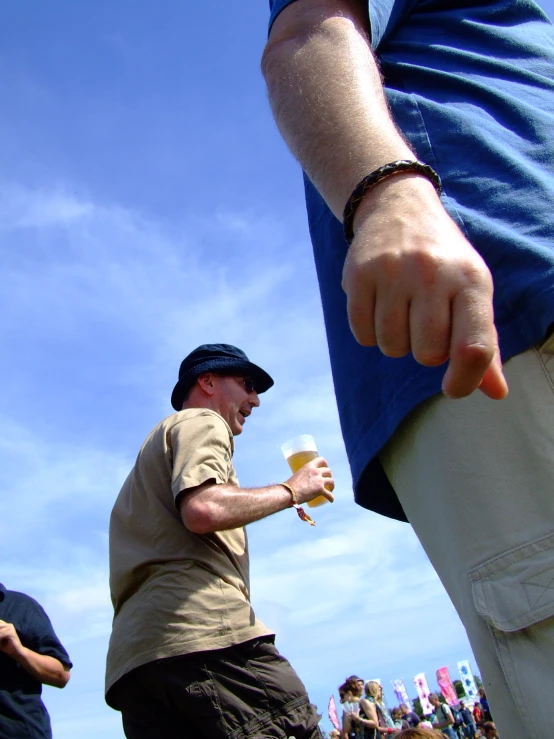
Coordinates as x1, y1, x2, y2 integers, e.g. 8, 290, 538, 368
197, 372, 216, 396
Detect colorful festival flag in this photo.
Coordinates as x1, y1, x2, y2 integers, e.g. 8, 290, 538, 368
436, 666, 458, 705
391, 679, 411, 706
457, 660, 478, 700
413, 672, 433, 714
328, 694, 340, 731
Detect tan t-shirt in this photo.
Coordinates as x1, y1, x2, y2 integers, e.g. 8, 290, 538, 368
105, 408, 272, 699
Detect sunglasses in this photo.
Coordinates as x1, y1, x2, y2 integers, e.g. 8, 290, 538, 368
236, 377, 256, 394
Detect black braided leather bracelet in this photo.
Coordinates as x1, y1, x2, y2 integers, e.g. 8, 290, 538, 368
342, 159, 442, 246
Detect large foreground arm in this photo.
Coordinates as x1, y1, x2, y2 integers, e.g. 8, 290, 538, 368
262, 0, 507, 400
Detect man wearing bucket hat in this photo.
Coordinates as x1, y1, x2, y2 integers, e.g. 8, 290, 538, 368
105, 343, 334, 739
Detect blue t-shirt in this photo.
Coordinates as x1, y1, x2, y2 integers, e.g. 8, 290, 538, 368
268, 0, 554, 521
0, 584, 72, 739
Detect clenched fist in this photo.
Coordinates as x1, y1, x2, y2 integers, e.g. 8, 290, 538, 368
286, 456, 335, 505
343, 175, 508, 400
0, 620, 23, 659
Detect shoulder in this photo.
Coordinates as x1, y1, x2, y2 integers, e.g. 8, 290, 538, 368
157, 409, 233, 446
172, 409, 232, 435
1, 590, 51, 632
179, 410, 232, 445
4, 590, 44, 614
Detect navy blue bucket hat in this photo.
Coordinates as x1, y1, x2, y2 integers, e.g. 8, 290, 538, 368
171, 343, 274, 411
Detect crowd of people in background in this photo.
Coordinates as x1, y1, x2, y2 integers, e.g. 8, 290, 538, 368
332, 676, 498, 739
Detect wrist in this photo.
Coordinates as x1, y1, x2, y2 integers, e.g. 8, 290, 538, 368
280, 481, 299, 507
13, 644, 30, 665
279, 483, 316, 526
351, 170, 442, 236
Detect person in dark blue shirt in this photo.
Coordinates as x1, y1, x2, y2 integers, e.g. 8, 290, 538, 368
263, 2, 554, 738
0, 583, 71, 738
400, 702, 420, 728
459, 701, 476, 739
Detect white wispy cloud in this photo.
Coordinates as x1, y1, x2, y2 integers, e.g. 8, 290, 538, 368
0, 184, 94, 230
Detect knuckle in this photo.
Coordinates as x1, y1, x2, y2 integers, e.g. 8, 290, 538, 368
342, 257, 370, 291
352, 326, 377, 347
376, 328, 410, 357
454, 342, 494, 368
376, 308, 403, 336
410, 249, 442, 284
413, 348, 449, 366
380, 341, 410, 358
377, 248, 403, 276
459, 256, 491, 283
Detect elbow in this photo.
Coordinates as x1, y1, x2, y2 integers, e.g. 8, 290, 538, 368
262, 4, 368, 80
262, 12, 314, 82
183, 516, 216, 536
54, 669, 71, 689
180, 499, 219, 535
261, 37, 293, 87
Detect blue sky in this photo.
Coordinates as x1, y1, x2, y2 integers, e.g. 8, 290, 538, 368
2, 1, 554, 737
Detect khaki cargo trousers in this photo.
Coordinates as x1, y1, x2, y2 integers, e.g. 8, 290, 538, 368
381, 334, 554, 739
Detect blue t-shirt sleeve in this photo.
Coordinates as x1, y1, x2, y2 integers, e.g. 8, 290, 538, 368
24, 601, 73, 668
368, 0, 418, 47
268, 0, 299, 33
268, 0, 416, 49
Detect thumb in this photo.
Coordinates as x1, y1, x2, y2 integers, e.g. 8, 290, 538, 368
478, 349, 508, 400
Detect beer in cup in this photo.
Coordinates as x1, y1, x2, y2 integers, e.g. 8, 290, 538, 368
281, 434, 330, 508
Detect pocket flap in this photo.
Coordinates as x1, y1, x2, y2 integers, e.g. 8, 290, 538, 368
470, 532, 554, 632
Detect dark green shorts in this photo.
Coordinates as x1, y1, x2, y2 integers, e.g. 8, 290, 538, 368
110, 636, 322, 739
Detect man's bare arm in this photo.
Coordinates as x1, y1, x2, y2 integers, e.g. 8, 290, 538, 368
263, 0, 411, 218
0, 621, 70, 688
180, 457, 334, 534
262, 0, 508, 400
433, 708, 454, 730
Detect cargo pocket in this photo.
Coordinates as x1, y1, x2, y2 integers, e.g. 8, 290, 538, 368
470, 531, 554, 632
469, 534, 554, 737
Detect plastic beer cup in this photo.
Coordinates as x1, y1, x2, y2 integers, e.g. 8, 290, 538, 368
281, 434, 329, 508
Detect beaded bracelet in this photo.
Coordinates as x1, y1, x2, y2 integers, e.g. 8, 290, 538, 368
280, 482, 316, 526
342, 159, 442, 246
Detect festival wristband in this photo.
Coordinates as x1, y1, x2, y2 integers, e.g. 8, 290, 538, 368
280, 483, 316, 526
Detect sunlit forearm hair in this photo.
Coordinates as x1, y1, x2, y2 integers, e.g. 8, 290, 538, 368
262, 0, 414, 220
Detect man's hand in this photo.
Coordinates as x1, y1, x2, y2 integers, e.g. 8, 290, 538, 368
0, 620, 24, 660
0, 619, 70, 688
286, 456, 335, 504
343, 176, 509, 400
